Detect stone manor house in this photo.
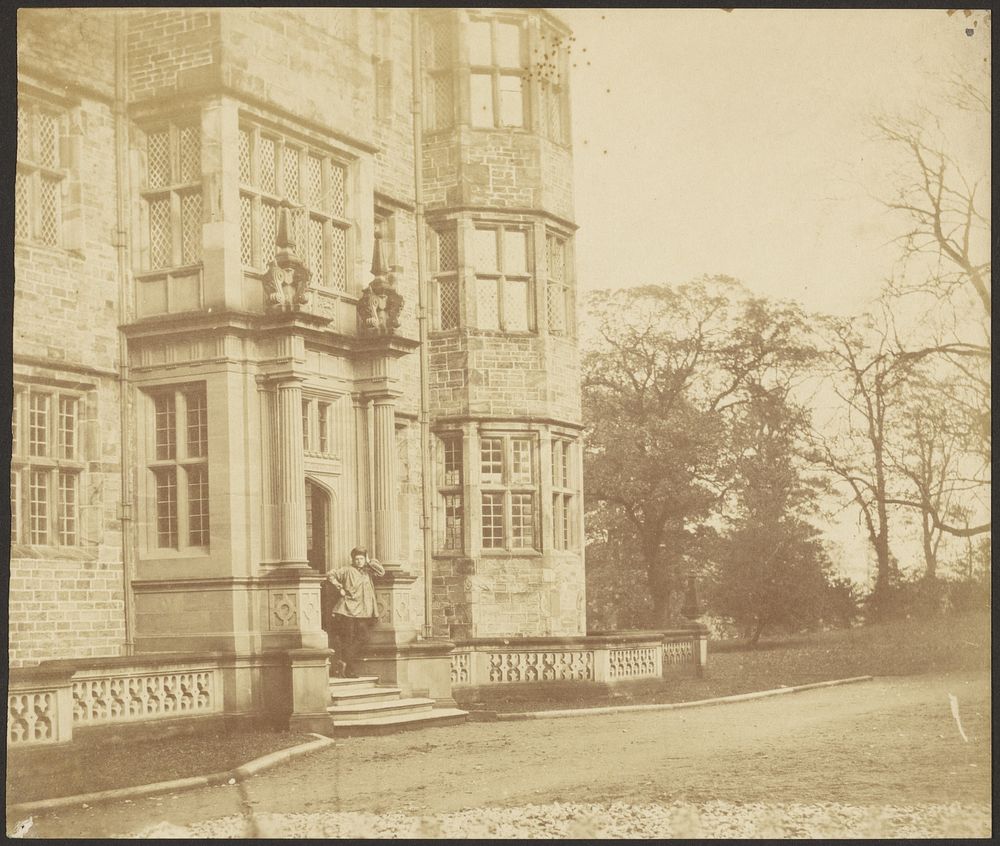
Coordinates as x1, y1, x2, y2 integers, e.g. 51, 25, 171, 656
10, 8, 700, 743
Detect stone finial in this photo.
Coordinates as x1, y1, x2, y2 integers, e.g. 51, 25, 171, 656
357, 230, 404, 335
261, 201, 312, 312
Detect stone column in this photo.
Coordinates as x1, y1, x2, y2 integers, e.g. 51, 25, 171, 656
276, 376, 308, 567
371, 395, 399, 568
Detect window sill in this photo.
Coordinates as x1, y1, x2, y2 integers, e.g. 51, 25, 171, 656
14, 239, 85, 262
135, 263, 203, 280
477, 549, 543, 558
138, 546, 211, 561
10, 544, 99, 561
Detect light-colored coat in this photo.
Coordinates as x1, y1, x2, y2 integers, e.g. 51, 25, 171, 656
327, 560, 385, 619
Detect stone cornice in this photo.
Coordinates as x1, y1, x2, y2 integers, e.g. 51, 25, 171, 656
431, 414, 584, 431
122, 309, 418, 361
424, 205, 578, 233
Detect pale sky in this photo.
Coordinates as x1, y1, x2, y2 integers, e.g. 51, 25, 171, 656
560, 9, 990, 581
562, 8, 990, 317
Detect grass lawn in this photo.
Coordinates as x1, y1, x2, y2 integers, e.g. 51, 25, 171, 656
454, 611, 991, 714
5, 728, 318, 806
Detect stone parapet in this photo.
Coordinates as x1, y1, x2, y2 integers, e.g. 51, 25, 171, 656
6, 649, 333, 749
449, 629, 706, 688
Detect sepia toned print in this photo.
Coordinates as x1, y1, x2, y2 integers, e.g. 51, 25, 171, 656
8, 7, 989, 839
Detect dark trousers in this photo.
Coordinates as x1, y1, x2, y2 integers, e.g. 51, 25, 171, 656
330, 614, 375, 675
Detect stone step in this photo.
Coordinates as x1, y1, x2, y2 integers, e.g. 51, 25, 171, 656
327, 675, 380, 688
331, 708, 469, 737
326, 696, 435, 721
329, 686, 403, 706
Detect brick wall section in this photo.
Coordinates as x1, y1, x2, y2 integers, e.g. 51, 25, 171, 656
127, 9, 218, 102
218, 9, 371, 144
15, 21, 128, 666
8, 559, 125, 667
428, 333, 580, 421
16, 10, 115, 97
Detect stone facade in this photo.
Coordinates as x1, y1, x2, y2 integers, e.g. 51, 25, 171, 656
11, 8, 584, 686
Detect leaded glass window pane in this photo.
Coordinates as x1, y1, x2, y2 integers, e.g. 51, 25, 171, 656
186, 390, 208, 458
179, 124, 201, 182
181, 191, 202, 264
148, 197, 172, 269
498, 75, 524, 128
481, 492, 504, 548
511, 439, 532, 484
503, 229, 528, 274
439, 277, 459, 330
147, 129, 171, 189
187, 465, 210, 546
473, 228, 498, 273
477, 278, 500, 330
471, 73, 494, 128
480, 438, 504, 484
496, 22, 522, 68
511, 493, 534, 548
504, 278, 529, 331
154, 394, 176, 460
469, 21, 492, 65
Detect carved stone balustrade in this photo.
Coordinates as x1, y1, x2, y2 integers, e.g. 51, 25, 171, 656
448, 627, 708, 688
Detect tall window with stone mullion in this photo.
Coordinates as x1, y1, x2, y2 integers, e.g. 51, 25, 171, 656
432, 227, 460, 330
435, 435, 464, 552
238, 125, 349, 292
10, 386, 84, 547
479, 435, 537, 551
546, 232, 572, 335
423, 12, 454, 131
538, 27, 569, 144
551, 438, 577, 550
473, 226, 531, 332
142, 122, 202, 270
468, 17, 527, 128
147, 385, 210, 550
16, 101, 66, 247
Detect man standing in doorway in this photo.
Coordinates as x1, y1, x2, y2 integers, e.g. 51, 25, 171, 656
326, 547, 385, 677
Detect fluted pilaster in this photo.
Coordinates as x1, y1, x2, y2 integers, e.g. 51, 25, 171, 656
277, 377, 308, 566
372, 396, 398, 567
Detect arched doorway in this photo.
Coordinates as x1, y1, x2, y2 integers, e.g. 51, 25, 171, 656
305, 479, 330, 573
306, 478, 336, 651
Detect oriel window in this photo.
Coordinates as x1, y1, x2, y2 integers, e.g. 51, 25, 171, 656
472, 226, 532, 332
468, 18, 527, 129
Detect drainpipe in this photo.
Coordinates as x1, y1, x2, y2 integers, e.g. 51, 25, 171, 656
410, 10, 434, 639
114, 10, 136, 654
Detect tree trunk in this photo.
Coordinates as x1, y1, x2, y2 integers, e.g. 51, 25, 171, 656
644, 542, 675, 628
921, 511, 937, 579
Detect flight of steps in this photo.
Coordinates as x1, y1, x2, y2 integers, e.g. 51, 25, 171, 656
326, 675, 468, 736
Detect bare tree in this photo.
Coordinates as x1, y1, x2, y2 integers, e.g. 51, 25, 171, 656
809, 308, 917, 597
875, 66, 991, 320
871, 66, 991, 540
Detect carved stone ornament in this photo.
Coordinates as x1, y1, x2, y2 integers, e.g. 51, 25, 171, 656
262, 202, 312, 312
357, 230, 404, 335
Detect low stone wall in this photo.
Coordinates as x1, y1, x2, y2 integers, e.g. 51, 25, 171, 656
7, 652, 227, 747
449, 628, 707, 688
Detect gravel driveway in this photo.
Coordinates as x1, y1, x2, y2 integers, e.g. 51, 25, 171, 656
24, 670, 991, 839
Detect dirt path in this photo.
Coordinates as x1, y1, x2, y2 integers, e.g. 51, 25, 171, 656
23, 671, 990, 838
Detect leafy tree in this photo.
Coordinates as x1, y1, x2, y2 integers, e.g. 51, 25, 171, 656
709, 387, 836, 644
582, 276, 817, 626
